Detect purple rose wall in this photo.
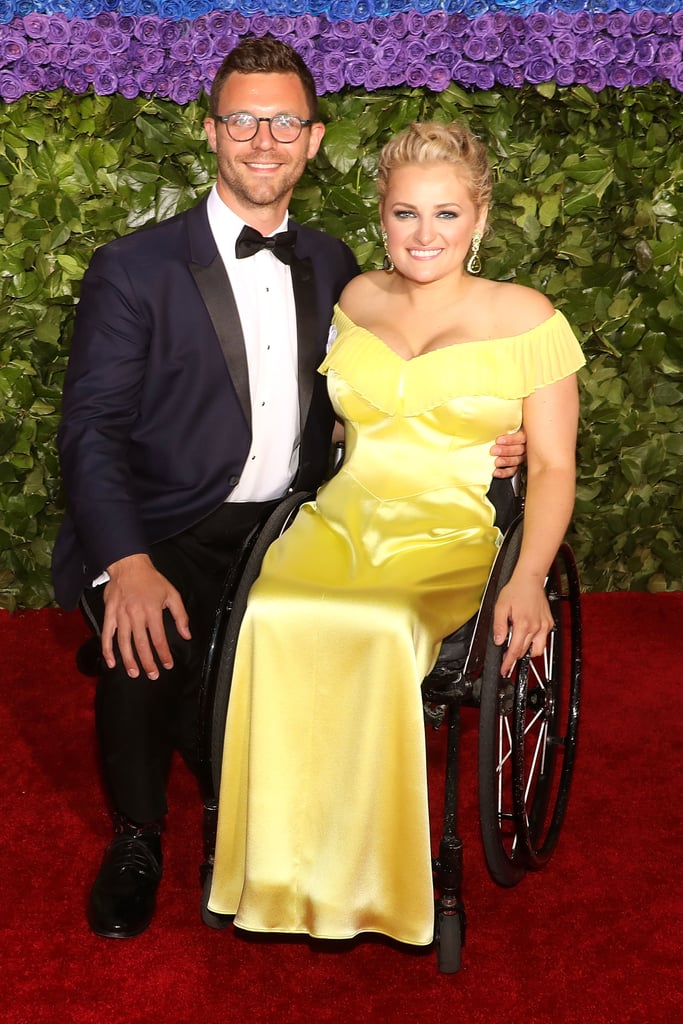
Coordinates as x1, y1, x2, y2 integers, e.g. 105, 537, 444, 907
1, 1, 682, 103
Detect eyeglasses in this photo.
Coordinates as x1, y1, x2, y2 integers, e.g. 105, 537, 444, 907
214, 112, 314, 144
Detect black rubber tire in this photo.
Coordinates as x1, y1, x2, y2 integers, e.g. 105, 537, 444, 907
477, 517, 527, 887
436, 912, 462, 974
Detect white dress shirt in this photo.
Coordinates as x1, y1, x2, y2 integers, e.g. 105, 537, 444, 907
206, 185, 300, 502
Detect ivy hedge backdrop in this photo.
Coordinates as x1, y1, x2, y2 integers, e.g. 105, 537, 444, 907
1, 1, 682, 609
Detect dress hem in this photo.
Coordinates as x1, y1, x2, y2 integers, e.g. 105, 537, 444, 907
230, 919, 434, 947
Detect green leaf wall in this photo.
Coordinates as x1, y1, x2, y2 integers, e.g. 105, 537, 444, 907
1, 83, 682, 608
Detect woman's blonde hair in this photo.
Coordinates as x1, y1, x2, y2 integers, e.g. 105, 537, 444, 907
377, 121, 492, 214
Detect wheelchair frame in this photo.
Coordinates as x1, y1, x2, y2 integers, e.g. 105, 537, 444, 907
197, 488, 582, 974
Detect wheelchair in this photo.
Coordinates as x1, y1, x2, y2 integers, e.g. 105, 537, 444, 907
197, 477, 582, 974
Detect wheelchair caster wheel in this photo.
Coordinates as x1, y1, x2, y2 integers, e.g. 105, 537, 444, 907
435, 912, 462, 974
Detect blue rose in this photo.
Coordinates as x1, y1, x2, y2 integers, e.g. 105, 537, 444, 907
328, 0, 356, 20
78, 0, 105, 18
351, 0, 373, 22
162, 1, 192, 19
557, 0, 586, 12
185, 0, 213, 18
0, 3, 17, 29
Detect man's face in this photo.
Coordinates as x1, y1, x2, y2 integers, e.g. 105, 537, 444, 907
204, 72, 325, 224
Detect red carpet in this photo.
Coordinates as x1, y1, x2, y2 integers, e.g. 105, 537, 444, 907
1, 593, 681, 1024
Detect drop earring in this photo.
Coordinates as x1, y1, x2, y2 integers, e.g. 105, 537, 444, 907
381, 230, 394, 273
466, 231, 482, 275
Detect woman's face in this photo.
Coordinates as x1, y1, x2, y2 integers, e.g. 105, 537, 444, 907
380, 161, 487, 282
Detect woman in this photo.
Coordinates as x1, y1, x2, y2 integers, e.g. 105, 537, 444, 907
208, 122, 584, 946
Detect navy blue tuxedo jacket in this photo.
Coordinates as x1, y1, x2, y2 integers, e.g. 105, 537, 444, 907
52, 196, 359, 609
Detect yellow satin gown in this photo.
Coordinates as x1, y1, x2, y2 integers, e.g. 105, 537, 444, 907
208, 306, 584, 945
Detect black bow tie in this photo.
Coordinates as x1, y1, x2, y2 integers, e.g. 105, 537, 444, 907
235, 225, 297, 265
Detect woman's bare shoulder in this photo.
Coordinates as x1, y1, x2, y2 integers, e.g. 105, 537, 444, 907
338, 270, 387, 319
477, 279, 556, 335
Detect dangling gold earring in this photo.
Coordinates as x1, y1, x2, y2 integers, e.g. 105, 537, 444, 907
466, 231, 482, 275
381, 229, 394, 273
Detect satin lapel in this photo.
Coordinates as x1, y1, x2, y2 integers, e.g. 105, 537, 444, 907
290, 253, 319, 432
189, 255, 251, 430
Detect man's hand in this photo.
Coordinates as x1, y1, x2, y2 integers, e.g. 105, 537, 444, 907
491, 428, 527, 478
101, 554, 191, 680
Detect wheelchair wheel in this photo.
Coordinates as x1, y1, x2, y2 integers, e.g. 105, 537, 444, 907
511, 542, 581, 868
478, 525, 582, 885
207, 491, 313, 796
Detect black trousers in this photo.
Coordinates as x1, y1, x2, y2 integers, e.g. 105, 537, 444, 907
81, 500, 279, 824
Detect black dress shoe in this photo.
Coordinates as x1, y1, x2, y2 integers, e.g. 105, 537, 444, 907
87, 816, 163, 938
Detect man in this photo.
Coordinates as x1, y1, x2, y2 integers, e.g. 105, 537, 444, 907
53, 36, 525, 939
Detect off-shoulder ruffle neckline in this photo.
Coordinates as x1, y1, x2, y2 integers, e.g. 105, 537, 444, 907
319, 305, 585, 417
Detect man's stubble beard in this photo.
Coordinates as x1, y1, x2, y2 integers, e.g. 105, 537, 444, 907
217, 151, 309, 211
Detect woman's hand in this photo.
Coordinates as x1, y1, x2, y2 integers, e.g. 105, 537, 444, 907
492, 574, 555, 678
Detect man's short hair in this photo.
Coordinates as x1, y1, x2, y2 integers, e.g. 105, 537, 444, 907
209, 35, 319, 121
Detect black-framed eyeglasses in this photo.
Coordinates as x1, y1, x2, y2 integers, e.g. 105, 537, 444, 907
214, 112, 315, 144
